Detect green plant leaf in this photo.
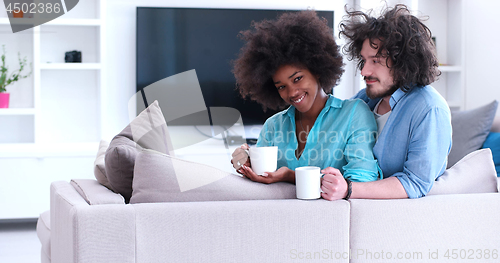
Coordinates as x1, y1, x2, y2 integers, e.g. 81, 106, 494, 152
0, 45, 32, 92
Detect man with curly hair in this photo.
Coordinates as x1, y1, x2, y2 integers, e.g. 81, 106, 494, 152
231, 10, 381, 198
321, 4, 452, 200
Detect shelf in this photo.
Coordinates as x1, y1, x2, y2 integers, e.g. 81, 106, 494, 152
0, 18, 33, 25
0, 108, 35, 115
448, 101, 462, 109
0, 142, 100, 158
439, 66, 462, 72
44, 18, 101, 26
0, 18, 100, 26
40, 63, 101, 70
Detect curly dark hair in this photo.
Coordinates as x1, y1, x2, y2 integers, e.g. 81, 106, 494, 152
339, 4, 440, 91
232, 11, 344, 111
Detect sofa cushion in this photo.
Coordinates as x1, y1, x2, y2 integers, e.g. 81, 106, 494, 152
428, 149, 498, 195
105, 100, 171, 203
94, 139, 112, 190
70, 179, 125, 205
130, 149, 296, 204
482, 132, 500, 176
448, 100, 498, 168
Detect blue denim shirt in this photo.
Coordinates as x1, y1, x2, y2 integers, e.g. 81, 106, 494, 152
353, 85, 452, 198
256, 95, 381, 182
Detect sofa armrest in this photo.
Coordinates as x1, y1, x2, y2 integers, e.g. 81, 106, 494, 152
50, 181, 89, 263
133, 199, 350, 263
70, 179, 125, 205
50, 181, 135, 263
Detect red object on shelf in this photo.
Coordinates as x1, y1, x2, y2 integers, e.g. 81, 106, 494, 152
13, 10, 23, 18
0, 93, 10, 108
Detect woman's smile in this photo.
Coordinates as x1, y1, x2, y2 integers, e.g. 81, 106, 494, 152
291, 93, 306, 105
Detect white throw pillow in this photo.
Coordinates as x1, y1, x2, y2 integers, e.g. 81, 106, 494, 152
105, 100, 172, 203
428, 149, 498, 195
94, 139, 112, 190
130, 149, 296, 204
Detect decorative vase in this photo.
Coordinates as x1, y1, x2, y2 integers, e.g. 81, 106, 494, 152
0, 92, 10, 108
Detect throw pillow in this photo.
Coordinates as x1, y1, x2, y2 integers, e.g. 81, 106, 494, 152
428, 149, 498, 195
105, 100, 171, 203
482, 132, 500, 176
105, 125, 141, 203
129, 149, 296, 204
94, 139, 112, 190
447, 100, 498, 168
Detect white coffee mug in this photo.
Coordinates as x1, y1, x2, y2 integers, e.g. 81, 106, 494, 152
295, 166, 323, 199
249, 146, 278, 175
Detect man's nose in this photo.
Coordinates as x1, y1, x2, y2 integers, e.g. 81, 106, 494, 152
361, 63, 371, 77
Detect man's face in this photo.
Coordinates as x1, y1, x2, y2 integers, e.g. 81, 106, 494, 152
360, 38, 397, 99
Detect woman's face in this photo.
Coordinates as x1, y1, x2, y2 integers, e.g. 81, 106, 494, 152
272, 64, 322, 113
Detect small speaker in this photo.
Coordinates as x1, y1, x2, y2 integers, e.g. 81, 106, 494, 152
64, 50, 81, 63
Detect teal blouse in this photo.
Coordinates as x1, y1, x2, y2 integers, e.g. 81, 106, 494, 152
256, 95, 381, 182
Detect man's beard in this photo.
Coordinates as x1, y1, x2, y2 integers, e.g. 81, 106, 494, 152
365, 78, 399, 99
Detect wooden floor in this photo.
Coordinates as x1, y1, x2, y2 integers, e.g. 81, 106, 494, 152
0, 220, 41, 263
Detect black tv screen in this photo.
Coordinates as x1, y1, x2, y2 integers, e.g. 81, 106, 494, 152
137, 7, 334, 125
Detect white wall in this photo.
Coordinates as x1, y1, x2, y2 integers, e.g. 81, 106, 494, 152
463, 0, 500, 112
103, 0, 355, 139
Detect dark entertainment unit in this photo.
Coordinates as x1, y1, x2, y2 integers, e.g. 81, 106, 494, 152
136, 7, 334, 126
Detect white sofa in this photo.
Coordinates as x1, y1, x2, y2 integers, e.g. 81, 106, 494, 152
37, 103, 500, 263
39, 178, 500, 263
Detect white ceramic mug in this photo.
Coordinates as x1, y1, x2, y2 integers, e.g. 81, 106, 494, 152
249, 146, 278, 175
295, 166, 323, 199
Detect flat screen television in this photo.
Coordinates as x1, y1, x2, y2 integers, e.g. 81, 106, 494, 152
136, 7, 334, 126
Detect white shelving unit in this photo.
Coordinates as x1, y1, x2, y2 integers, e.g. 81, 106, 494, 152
40, 62, 102, 70
0, 0, 105, 219
355, 0, 465, 110
419, 0, 465, 110
0, 108, 36, 115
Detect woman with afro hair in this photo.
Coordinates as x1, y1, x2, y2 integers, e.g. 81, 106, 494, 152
231, 11, 381, 200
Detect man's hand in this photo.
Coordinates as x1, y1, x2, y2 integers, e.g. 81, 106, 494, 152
320, 167, 348, 201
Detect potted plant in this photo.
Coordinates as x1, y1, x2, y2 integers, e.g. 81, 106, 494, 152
0, 45, 32, 108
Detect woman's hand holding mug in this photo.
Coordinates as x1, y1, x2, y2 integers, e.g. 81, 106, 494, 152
231, 143, 250, 172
